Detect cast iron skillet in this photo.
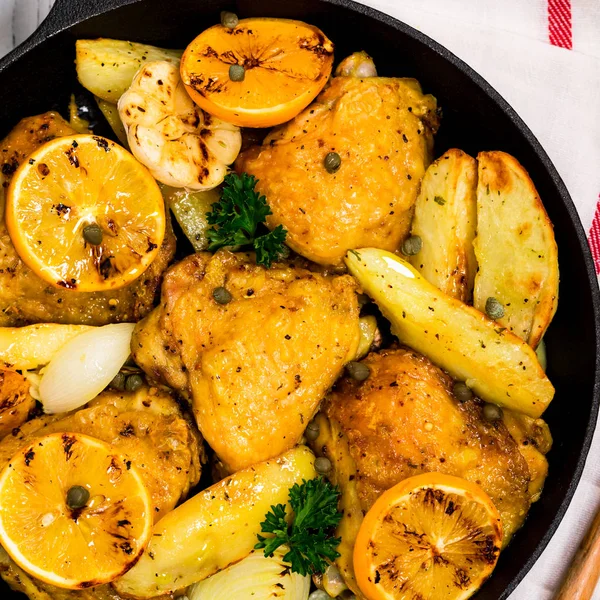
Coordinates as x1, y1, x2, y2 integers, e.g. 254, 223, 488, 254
0, 0, 598, 598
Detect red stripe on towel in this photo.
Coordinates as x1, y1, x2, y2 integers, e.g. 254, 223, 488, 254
548, 0, 573, 49
588, 196, 600, 274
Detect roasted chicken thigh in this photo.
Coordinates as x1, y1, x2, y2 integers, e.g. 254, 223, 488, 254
0, 386, 203, 519
0, 112, 175, 326
0, 386, 202, 600
132, 250, 361, 472
311, 347, 550, 597
236, 56, 439, 265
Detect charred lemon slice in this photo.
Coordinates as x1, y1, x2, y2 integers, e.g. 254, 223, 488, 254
353, 473, 503, 600
0, 433, 152, 589
181, 18, 334, 128
5, 134, 165, 292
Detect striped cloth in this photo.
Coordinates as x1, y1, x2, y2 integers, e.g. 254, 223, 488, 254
360, 1, 600, 598
548, 0, 573, 49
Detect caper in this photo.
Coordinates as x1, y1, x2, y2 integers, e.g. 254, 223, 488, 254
315, 456, 332, 475
66, 485, 90, 509
305, 420, 320, 442
483, 403, 503, 422
82, 223, 103, 245
213, 286, 233, 304
220, 11, 239, 29
346, 361, 371, 381
229, 64, 245, 82
485, 297, 505, 320
110, 372, 126, 391
453, 381, 473, 402
309, 591, 330, 600
324, 152, 341, 173
401, 235, 422, 256
125, 374, 144, 392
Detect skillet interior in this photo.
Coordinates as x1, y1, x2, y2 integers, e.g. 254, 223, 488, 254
0, 0, 598, 598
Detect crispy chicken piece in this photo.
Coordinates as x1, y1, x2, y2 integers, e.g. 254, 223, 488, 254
0, 112, 175, 326
0, 386, 203, 519
132, 250, 360, 472
311, 347, 548, 597
0, 546, 171, 600
0, 386, 202, 600
236, 59, 439, 266
0, 369, 36, 439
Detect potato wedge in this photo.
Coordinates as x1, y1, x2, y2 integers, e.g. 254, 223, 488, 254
0, 324, 93, 371
473, 152, 559, 347
0, 370, 35, 439
114, 445, 317, 598
409, 149, 477, 302
76, 39, 182, 104
345, 249, 554, 417
95, 97, 129, 147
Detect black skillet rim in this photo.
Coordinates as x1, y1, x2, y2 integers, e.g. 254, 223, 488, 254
0, 0, 599, 597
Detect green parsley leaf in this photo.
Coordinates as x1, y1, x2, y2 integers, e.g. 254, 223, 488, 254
205, 172, 288, 267
253, 225, 287, 268
255, 477, 342, 576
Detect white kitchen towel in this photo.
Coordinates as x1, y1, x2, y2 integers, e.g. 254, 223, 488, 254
3, 0, 600, 598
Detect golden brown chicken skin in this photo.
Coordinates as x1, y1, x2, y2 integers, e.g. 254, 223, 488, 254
0, 370, 36, 439
0, 112, 175, 326
0, 386, 203, 520
236, 72, 439, 266
0, 545, 171, 600
0, 386, 202, 600
312, 347, 548, 597
132, 250, 361, 472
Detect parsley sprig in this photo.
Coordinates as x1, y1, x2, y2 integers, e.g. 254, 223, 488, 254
206, 173, 288, 268
255, 477, 342, 576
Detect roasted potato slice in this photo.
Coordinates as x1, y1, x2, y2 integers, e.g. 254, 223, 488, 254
0, 324, 93, 371
76, 39, 182, 104
473, 152, 559, 347
345, 249, 554, 417
409, 149, 477, 302
0, 370, 35, 439
114, 446, 317, 598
